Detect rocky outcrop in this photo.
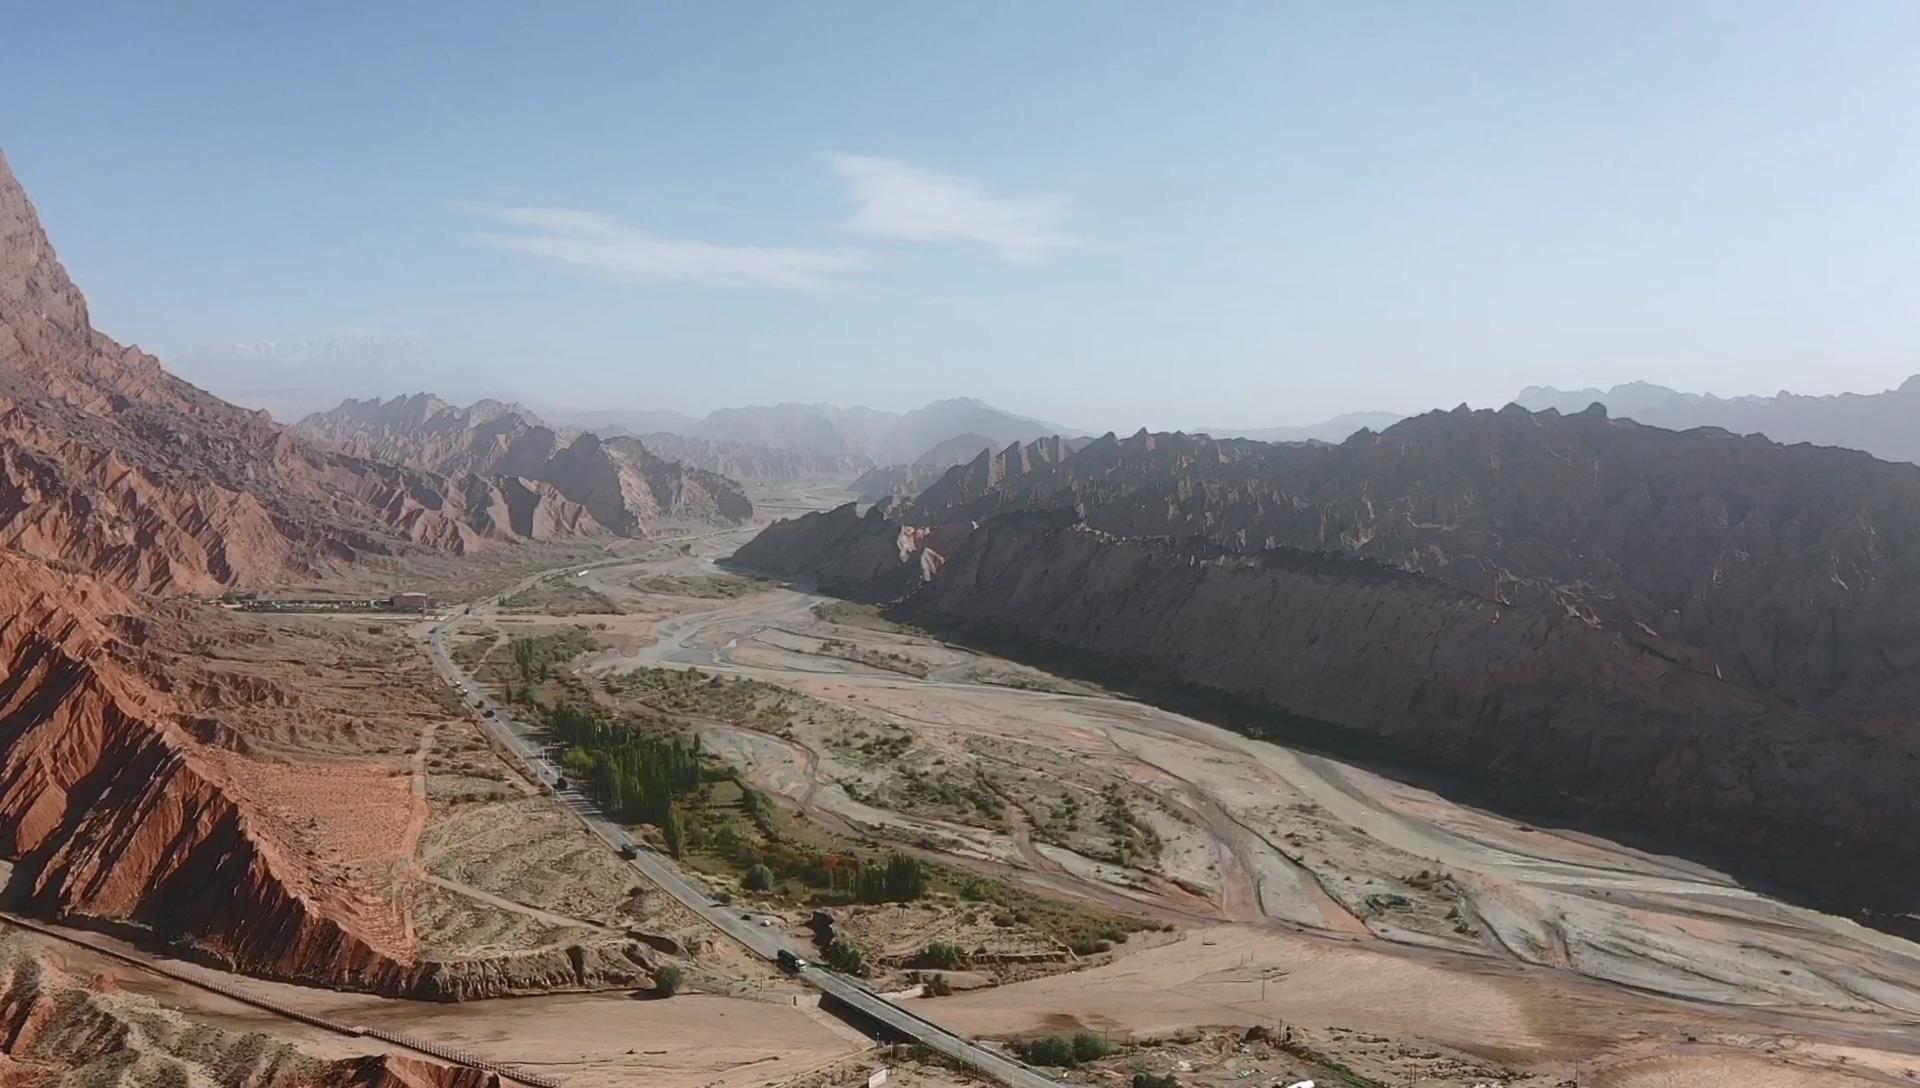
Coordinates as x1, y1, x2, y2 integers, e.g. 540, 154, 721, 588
731, 500, 962, 598
734, 408, 1920, 928
342, 1055, 503, 1088
297, 398, 753, 532
906, 433, 1102, 516
0, 149, 603, 593
0, 934, 501, 1086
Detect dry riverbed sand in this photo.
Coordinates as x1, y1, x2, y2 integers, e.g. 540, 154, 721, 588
539, 525, 1920, 1086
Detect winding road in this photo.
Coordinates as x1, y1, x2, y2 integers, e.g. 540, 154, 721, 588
423, 538, 1066, 1088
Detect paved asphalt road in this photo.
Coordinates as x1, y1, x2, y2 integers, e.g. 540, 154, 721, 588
423, 557, 1062, 1088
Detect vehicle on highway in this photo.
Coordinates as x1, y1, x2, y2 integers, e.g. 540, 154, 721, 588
619, 843, 638, 860
776, 949, 807, 973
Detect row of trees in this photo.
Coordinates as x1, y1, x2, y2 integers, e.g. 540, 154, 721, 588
723, 834, 928, 904
540, 702, 932, 900
549, 704, 703, 837
853, 852, 928, 903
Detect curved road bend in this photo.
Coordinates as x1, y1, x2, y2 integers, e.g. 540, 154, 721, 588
424, 541, 1063, 1088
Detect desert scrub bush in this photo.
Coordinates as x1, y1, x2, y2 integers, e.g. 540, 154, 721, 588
920, 940, 969, 970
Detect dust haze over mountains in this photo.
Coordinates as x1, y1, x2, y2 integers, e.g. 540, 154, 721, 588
180, 346, 1920, 477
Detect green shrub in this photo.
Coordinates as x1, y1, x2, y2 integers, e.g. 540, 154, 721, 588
921, 940, 969, 970
744, 863, 775, 892
1071, 1031, 1112, 1062
824, 939, 866, 975
653, 965, 683, 997
1015, 1037, 1076, 1067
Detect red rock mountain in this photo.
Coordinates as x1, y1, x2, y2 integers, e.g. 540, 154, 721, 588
0, 549, 660, 998
0, 148, 664, 1001
0, 149, 605, 594
733, 409, 1920, 930
297, 395, 754, 531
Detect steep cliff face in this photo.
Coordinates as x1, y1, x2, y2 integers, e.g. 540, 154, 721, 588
296, 398, 754, 532
734, 409, 1920, 925
0, 150, 600, 593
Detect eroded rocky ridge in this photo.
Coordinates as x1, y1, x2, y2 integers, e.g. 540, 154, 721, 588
0, 551, 662, 998
733, 409, 1920, 925
0, 148, 676, 1000
0, 150, 606, 593
0, 934, 501, 1086
849, 432, 1002, 500
297, 397, 753, 531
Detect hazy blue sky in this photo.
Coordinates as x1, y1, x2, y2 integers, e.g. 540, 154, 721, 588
4, 1, 1919, 428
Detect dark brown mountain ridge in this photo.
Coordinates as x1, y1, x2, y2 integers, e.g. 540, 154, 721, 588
733, 405, 1920, 929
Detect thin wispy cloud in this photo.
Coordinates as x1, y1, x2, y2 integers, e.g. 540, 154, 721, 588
826, 154, 1074, 262
467, 206, 868, 290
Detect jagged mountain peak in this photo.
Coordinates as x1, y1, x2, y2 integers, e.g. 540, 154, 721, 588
0, 149, 92, 362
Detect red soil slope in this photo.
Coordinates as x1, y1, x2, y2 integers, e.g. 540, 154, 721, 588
0, 553, 413, 988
